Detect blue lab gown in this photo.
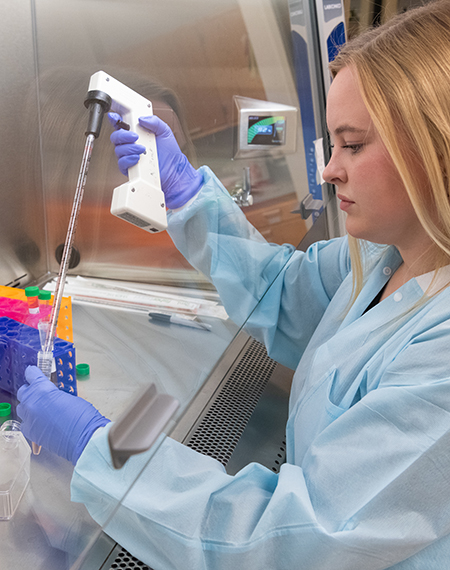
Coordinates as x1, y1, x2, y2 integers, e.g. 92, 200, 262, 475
72, 167, 450, 569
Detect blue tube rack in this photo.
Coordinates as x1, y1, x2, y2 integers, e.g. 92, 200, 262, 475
0, 316, 77, 397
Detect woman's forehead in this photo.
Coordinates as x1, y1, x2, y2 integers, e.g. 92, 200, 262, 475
326, 67, 372, 136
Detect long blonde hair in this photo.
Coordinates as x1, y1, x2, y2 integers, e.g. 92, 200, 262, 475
329, 0, 450, 301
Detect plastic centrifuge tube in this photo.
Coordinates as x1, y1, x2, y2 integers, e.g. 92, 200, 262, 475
38, 290, 52, 308
25, 286, 40, 315
33, 320, 54, 455
38, 290, 52, 323
37, 320, 53, 380
37, 351, 53, 380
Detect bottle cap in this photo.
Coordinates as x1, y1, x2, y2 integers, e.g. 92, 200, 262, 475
76, 363, 90, 378
25, 286, 40, 297
0, 403, 11, 417
38, 290, 52, 301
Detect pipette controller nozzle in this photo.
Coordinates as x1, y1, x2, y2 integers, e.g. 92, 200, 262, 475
84, 90, 112, 138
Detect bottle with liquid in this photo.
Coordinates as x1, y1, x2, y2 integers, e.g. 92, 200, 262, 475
38, 290, 51, 307
25, 286, 40, 315
0, 420, 31, 520
38, 290, 52, 325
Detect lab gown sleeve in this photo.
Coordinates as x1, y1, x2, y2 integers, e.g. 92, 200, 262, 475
71, 324, 450, 570
167, 166, 351, 370
71, 286, 450, 570
70, 167, 450, 568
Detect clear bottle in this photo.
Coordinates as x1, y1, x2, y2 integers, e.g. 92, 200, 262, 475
38, 290, 52, 307
37, 291, 53, 333
25, 286, 40, 315
0, 420, 31, 520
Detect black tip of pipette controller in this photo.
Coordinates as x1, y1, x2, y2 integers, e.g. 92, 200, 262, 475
84, 90, 112, 138
114, 119, 130, 131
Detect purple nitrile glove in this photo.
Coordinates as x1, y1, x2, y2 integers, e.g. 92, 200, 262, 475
17, 366, 110, 465
108, 112, 203, 209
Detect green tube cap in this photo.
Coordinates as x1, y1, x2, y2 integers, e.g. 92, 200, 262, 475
39, 290, 52, 301
76, 363, 90, 378
0, 402, 11, 417
25, 286, 40, 297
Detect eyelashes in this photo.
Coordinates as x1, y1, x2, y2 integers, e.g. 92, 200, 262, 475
343, 144, 364, 154
330, 144, 364, 155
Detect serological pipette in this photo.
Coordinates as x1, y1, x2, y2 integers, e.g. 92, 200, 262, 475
33, 92, 112, 455
34, 72, 165, 454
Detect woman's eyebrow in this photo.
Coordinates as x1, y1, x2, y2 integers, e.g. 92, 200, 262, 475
333, 125, 368, 136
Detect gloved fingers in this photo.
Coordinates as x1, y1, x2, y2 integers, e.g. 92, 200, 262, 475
17, 366, 109, 463
108, 112, 123, 129
139, 115, 174, 139
110, 128, 140, 146
16, 394, 46, 425
25, 365, 50, 384
17, 366, 57, 401
113, 142, 146, 160
16, 380, 54, 407
15, 402, 27, 422
108, 112, 136, 133
118, 155, 140, 175
16, 382, 32, 403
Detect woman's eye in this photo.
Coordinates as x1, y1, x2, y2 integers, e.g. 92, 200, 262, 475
342, 144, 363, 154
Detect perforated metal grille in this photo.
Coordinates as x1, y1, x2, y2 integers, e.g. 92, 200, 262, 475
117, 211, 150, 228
106, 339, 279, 570
270, 438, 287, 473
107, 549, 150, 569
185, 339, 277, 466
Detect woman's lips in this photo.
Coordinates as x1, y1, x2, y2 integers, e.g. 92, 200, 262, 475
337, 194, 355, 212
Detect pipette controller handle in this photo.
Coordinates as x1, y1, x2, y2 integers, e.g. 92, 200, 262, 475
86, 71, 167, 233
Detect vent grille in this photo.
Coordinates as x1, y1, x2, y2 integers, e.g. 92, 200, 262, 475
105, 339, 280, 570
107, 550, 150, 569
185, 339, 276, 466
117, 211, 150, 228
270, 438, 287, 473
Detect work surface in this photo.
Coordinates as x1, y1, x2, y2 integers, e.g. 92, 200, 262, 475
1, 301, 239, 570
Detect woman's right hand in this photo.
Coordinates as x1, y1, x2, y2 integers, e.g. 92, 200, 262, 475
17, 366, 110, 465
109, 113, 203, 209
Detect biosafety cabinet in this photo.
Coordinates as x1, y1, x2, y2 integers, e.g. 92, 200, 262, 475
0, 0, 418, 568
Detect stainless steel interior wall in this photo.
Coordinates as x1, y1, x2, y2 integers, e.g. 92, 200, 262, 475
0, 0, 47, 287
0, 0, 310, 289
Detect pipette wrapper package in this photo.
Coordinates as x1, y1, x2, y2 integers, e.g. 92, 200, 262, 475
0, 317, 77, 397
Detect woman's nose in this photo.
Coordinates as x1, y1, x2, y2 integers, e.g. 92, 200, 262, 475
322, 152, 347, 185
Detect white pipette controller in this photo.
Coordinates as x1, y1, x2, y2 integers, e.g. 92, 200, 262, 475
86, 71, 167, 233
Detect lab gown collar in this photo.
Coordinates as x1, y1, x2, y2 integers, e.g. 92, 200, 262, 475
339, 246, 403, 328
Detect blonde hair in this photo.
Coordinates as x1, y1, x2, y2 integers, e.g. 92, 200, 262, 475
329, 0, 450, 301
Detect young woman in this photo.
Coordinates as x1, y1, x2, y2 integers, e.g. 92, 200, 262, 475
18, 1, 450, 567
